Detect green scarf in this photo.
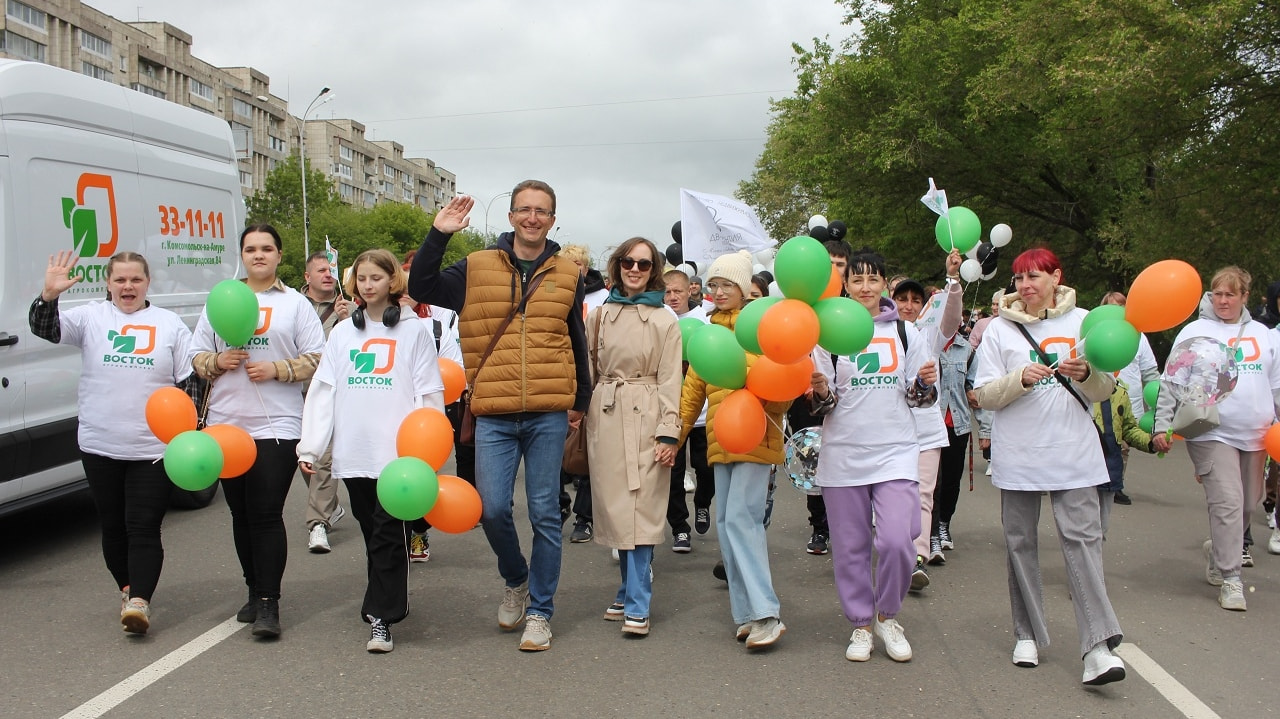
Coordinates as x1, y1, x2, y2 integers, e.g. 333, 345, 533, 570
606, 287, 665, 307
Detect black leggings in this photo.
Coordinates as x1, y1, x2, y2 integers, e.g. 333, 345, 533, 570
934, 426, 970, 532
221, 439, 297, 599
82, 453, 173, 601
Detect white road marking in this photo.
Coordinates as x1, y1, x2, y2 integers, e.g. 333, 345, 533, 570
1115, 644, 1222, 719
59, 617, 247, 719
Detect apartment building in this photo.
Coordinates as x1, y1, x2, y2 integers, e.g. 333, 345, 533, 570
0, 0, 455, 211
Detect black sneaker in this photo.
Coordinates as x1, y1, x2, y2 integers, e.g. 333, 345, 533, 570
569, 522, 593, 543
251, 598, 281, 638
366, 615, 393, 653
1243, 546, 1255, 568
937, 521, 954, 550
672, 532, 692, 553
928, 536, 946, 565
712, 560, 727, 582
1113, 491, 1132, 505
806, 533, 829, 555
236, 589, 257, 623
909, 557, 930, 592
694, 508, 711, 535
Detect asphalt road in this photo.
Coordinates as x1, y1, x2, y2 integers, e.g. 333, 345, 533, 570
0, 447, 1272, 718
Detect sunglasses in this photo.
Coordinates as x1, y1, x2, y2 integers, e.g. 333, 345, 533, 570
619, 257, 654, 271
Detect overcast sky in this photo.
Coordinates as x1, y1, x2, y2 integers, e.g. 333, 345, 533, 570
93, 0, 850, 265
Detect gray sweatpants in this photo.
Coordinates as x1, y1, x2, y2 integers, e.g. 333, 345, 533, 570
1186, 440, 1267, 580
1001, 487, 1123, 659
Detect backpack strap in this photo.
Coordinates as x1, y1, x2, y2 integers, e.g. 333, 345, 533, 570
896, 319, 909, 352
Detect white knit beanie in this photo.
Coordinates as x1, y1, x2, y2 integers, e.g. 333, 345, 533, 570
706, 250, 754, 298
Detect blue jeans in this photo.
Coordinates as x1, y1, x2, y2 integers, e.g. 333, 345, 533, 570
714, 462, 781, 625
614, 546, 655, 619
475, 412, 568, 620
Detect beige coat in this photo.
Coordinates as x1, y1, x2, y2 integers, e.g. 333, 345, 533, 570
585, 301, 683, 549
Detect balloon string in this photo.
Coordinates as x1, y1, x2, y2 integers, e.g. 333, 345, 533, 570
1047, 336, 1087, 369
252, 383, 281, 445
946, 214, 956, 253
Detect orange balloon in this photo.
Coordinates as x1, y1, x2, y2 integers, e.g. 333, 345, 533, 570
1266, 424, 1280, 463
714, 388, 767, 455
1126, 260, 1202, 333
396, 407, 454, 471
438, 358, 465, 404
746, 355, 814, 402
757, 299, 820, 365
202, 423, 258, 478
425, 474, 483, 533
145, 386, 197, 444
818, 265, 842, 301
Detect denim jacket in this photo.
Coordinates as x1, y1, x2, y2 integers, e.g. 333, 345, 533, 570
937, 334, 977, 435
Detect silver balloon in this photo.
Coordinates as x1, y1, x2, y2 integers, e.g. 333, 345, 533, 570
1163, 336, 1239, 406
808, 214, 828, 231
784, 427, 823, 495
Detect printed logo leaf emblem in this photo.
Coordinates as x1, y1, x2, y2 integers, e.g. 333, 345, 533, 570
353, 352, 376, 374
65, 201, 99, 258
856, 352, 881, 374
1234, 346, 1245, 362
111, 333, 136, 353
1029, 350, 1058, 366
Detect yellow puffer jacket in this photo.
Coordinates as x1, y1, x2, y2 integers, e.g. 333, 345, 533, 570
679, 309, 791, 466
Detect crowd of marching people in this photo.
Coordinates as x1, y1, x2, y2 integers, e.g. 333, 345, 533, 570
37, 179, 1280, 689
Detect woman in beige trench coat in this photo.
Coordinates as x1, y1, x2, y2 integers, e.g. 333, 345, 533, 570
585, 237, 683, 637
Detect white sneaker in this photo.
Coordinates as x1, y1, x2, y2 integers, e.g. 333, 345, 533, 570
329, 504, 346, 526
985, 463, 993, 476
1268, 528, 1280, 555
518, 614, 552, 651
611, 548, 620, 562
745, 617, 786, 649
308, 524, 331, 553
366, 615, 393, 653
1269, 511, 1278, 530
1012, 639, 1038, 667
845, 627, 873, 661
1204, 539, 1222, 586
873, 617, 912, 662
1082, 644, 1125, 685
121, 598, 151, 634
498, 581, 530, 630
1219, 578, 1247, 611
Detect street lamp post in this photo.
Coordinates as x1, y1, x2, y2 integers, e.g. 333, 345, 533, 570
460, 190, 512, 235
299, 87, 333, 260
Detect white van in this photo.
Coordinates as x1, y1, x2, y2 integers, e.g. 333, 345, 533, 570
0, 60, 245, 515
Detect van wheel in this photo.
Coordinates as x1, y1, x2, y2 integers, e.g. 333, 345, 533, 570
170, 482, 219, 510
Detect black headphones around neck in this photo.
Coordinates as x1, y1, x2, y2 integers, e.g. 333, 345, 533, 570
351, 301, 401, 330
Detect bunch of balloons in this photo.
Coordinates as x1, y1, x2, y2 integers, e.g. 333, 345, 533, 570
806, 215, 848, 244
1076, 259, 1202, 373
145, 386, 256, 491
387, 407, 481, 529
684, 236, 875, 454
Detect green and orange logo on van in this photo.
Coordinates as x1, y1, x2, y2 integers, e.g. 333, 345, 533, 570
348, 338, 396, 387
62, 173, 119, 258
103, 325, 157, 366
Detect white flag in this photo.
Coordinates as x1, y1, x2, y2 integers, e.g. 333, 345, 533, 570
324, 237, 339, 280
678, 188, 774, 267
919, 177, 949, 218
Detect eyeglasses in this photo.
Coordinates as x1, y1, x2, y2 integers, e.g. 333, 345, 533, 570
618, 257, 654, 271
704, 281, 737, 293
511, 206, 554, 219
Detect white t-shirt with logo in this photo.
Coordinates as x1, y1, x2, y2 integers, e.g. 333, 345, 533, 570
306, 314, 445, 479
192, 286, 326, 440
1172, 317, 1280, 452
59, 301, 193, 460
975, 310, 1108, 491
420, 305, 463, 366
814, 318, 927, 487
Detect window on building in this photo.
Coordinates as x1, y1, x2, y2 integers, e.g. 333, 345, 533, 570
339, 183, 354, 199
233, 98, 253, 118
79, 30, 111, 58
130, 83, 165, 99
403, 188, 412, 201
2, 30, 44, 61
339, 145, 353, 161
6, 0, 45, 32
119, 55, 127, 71
239, 170, 253, 188
80, 61, 112, 83
384, 165, 395, 178
189, 78, 214, 101
336, 164, 353, 179
268, 135, 286, 153
139, 61, 159, 80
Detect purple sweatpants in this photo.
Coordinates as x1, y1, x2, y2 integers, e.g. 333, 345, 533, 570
824, 479, 920, 627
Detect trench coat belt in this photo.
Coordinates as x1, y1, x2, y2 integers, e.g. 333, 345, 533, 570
595, 375, 658, 412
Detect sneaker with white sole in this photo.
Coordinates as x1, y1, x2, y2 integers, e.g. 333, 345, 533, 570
672, 532, 692, 553
307, 524, 331, 554
1219, 578, 1247, 611
119, 587, 129, 616
1012, 639, 1038, 667
928, 536, 946, 565
519, 614, 552, 651
1204, 539, 1223, 586
1242, 547, 1254, 568
622, 616, 650, 636
121, 598, 150, 634
735, 623, 751, 641
603, 602, 625, 621
409, 532, 430, 563
1269, 528, 1280, 555
1082, 644, 1125, 685
910, 557, 930, 592
985, 464, 992, 476
366, 615, 393, 653
845, 627, 873, 661
329, 504, 346, 526
745, 617, 786, 649
498, 581, 530, 630
937, 521, 954, 550
873, 617, 911, 662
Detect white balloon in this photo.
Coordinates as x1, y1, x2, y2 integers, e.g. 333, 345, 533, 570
990, 223, 1013, 248
981, 269, 998, 281
752, 263, 767, 275
959, 259, 983, 283
675, 263, 695, 278
808, 215, 828, 231
964, 244, 981, 261
768, 281, 782, 298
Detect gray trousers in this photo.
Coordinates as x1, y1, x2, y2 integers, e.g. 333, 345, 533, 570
1186, 440, 1267, 580
303, 443, 340, 529
1001, 487, 1122, 658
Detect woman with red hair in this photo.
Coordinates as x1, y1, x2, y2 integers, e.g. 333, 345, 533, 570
973, 248, 1126, 687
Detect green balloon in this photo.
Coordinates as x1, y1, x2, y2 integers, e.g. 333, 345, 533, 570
734, 296, 782, 354
377, 457, 440, 521
687, 324, 747, 389
163, 430, 224, 491
678, 317, 703, 361
1080, 304, 1126, 341
1139, 409, 1155, 434
814, 297, 874, 356
1084, 319, 1140, 373
774, 237, 833, 305
935, 207, 982, 254
207, 279, 260, 347
1142, 380, 1160, 409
